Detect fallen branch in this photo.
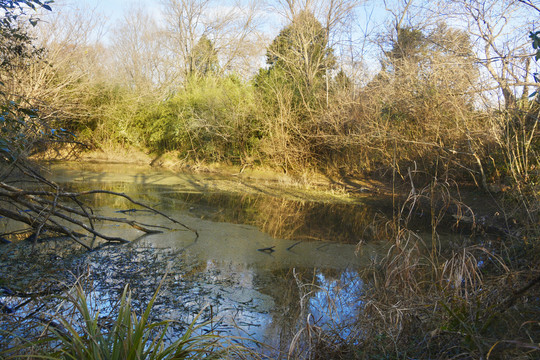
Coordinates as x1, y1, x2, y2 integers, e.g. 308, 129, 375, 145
257, 246, 276, 253
286, 241, 302, 251
0, 180, 198, 249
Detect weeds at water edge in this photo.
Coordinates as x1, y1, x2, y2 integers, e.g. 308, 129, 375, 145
2, 278, 257, 360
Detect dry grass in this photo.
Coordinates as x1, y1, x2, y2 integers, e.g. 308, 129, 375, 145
288, 163, 540, 359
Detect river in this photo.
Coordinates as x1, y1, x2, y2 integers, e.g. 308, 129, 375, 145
1, 162, 400, 356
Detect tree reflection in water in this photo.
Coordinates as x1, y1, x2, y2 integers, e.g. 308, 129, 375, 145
0, 166, 389, 356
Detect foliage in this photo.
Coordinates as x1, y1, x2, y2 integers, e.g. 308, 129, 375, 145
530, 30, 540, 98
0, 2, 80, 159
531, 30, 540, 62
190, 35, 219, 77
0, 100, 72, 165
133, 75, 261, 163
381, 24, 478, 116
0, 0, 52, 27
54, 286, 229, 359
383, 26, 427, 69
266, 11, 335, 76
256, 10, 335, 115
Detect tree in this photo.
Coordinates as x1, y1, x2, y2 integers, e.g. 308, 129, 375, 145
272, 11, 334, 87
386, 27, 424, 59
377, 23, 478, 123
253, 9, 339, 171
191, 34, 218, 77
0, 1, 195, 248
257, 10, 335, 114
530, 30, 540, 99
252, 1, 361, 171
163, 0, 262, 82
0, 0, 55, 166
445, 0, 537, 109
111, 5, 171, 90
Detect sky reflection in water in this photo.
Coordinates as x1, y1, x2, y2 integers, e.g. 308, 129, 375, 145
0, 163, 387, 354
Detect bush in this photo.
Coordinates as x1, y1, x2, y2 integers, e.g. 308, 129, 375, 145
134, 75, 262, 164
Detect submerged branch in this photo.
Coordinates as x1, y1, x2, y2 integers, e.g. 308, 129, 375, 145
0, 180, 198, 248
68, 189, 199, 236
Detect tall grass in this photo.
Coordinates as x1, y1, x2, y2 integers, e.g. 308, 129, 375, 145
286, 167, 539, 359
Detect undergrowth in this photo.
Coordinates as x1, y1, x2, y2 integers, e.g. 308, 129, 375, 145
288, 172, 540, 359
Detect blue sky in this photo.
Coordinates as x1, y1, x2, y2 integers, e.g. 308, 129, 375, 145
85, 0, 162, 22
76, 0, 387, 37
55, 0, 389, 75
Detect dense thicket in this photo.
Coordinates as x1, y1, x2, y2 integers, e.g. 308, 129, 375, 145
21, 0, 533, 190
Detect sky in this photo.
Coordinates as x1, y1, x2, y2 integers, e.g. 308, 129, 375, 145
74, 0, 388, 40
42, 0, 538, 83
74, 0, 389, 68
81, 0, 163, 23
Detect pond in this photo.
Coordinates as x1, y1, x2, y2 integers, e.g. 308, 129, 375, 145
0, 162, 404, 357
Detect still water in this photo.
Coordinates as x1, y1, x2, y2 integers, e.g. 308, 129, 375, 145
0, 162, 393, 355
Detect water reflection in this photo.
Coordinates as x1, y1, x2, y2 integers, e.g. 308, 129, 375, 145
0, 238, 366, 357
0, 234, 369, 358
56, 180, 380, 245
0, 163, 387, 356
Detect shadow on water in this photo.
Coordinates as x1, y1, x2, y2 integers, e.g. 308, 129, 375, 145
49, 162, 390, 244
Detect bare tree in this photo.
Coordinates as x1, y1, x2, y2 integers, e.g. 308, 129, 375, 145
443, 0, 538, 109
208, 0, 264, 77
3, 2, 109, 131
111, 5, 173, 90
163, 0, 210, 80
163, 0, 263, 81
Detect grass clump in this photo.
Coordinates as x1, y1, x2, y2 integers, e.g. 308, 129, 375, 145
3, 281, 248, 360
285, 177, 540, 359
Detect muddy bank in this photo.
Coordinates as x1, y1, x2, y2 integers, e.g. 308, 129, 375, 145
44, 147, 389, 195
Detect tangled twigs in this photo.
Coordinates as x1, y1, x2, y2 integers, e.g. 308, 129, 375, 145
0, 181, 198, 249
66, 189, 199, 236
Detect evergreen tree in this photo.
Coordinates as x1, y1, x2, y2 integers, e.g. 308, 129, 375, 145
190, 35, 218, 77
256, 11, 335, 114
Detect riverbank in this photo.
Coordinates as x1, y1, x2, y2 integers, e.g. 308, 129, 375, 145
55, 148, 512, 234
44, 146, 392, 199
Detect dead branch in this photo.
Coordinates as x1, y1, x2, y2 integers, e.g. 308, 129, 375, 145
0, 180, 198, 249
257, 246, 276, 253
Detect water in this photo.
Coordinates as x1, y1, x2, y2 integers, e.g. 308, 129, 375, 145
0, 162, 392, 356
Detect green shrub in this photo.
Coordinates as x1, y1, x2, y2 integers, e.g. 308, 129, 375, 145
134, 75, 262, 163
